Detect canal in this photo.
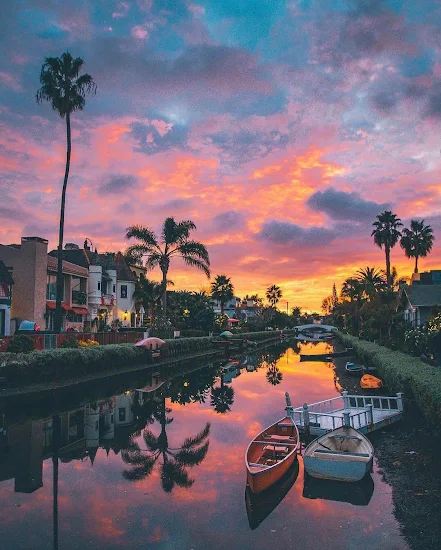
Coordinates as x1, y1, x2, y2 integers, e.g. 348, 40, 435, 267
0, 340, 438, 549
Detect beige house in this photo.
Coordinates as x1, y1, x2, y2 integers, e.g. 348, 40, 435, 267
0, 237, 89, 331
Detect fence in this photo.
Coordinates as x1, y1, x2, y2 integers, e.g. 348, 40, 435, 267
0, 331, 145, 351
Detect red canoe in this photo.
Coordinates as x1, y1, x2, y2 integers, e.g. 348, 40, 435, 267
245, 416, 299, 494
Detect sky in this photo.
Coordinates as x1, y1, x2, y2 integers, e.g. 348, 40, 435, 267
1, 0, 441, 311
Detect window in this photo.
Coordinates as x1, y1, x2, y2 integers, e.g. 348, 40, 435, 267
120, 285, 127, 299
118, 408, 126, 422
97, 281, 101, 291
113, 284, 116, 293
46, 274, 57, 300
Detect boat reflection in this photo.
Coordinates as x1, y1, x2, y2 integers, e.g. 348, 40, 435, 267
302, 473, 375, 506
245, 459, 300, 530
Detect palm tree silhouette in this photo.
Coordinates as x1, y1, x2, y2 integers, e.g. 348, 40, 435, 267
356, 267, 386, 299
211, 275, 235, 315
126, 218, 210, 318
400, 219, 434, 273
372, 211, 402, 287
122, 393, 210, 492
266, 363, 283, 385
36, 52, 96, 333
266, 285, 282, 307
210, 372, 235, 414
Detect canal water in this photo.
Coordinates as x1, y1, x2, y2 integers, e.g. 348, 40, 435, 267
0, 342, 413, 549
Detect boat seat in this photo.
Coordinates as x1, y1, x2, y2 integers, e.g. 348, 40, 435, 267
314, 449, 370, 457
269, 434, 292, 441
248, 462, 269, 468
263, 445, 289, 454
328, 435, 362, 440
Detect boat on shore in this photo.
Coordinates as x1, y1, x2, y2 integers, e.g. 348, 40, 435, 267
303, 426, 373, 482
245, 416, 299, 494
360, 374, 383, 389
300, 348, 353, 361
245, 460, 299, 530
345, 361, 364, 374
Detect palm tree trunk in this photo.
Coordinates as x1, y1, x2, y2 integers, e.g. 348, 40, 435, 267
161, 268, 168, 319
385, 245, 391, 287
220, 302, 224, 315
415, 255, 419, 274
52, 414, 61, 550
54, 113, 71, 333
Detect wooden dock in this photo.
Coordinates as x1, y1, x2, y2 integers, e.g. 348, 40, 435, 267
285, 391, 404, 436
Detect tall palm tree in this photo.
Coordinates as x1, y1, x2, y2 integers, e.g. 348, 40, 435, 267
356, 267, 386, 299
210, 275, 234, 315
36, 52, 96, 333
372, 211, 402, 287
400, 219, 434, 273
126, 218, 210, 318
266, 284, 282, 307
122, 392, 210, 492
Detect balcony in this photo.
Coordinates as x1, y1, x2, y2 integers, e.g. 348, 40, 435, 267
101, 294, 115, 306
72, 290, 87, 305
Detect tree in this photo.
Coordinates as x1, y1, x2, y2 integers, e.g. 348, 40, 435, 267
133, 276, 163, 322
126, 218, 210, 318
210, 372, 235, 414
266, 284, 282, 307
266, 363, 283, 385
210, 275, 234, 315
372, 211, 402, 287
37, 52, 96, 333
356, 267, 386, 299
400, 219, 434, 273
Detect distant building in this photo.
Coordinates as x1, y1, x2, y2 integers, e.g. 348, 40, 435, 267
0, 259, 14, 336
411, 270, 441, 285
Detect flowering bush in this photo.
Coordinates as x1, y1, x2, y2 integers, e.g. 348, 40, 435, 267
404, 328, 428, 356
78, 338, 99, 347
428, 312, 441, 334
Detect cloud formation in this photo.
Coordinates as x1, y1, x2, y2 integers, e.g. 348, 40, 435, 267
1, 0, 441, 310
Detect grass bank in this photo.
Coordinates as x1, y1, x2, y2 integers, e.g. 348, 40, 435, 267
0, 330, 285, 387
336, 331, 441, 427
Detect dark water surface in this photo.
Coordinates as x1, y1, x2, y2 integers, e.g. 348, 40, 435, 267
0, 342, 410, 549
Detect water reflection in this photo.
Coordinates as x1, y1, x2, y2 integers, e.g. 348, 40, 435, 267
245, 459, 299, 530
303, 473, 374, 506
0, 341, 410, 549
122, 390, 210, 492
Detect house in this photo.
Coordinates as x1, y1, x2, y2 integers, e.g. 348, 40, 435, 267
0, 237, 89, 332
0, 259, 14, 336
50, 242, 137, 328
399, 284, 441, 327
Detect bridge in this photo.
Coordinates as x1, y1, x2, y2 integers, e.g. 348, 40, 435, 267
295, 324, 335, 333
285, 391, 404, 436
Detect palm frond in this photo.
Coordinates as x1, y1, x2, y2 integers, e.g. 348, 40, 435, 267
182, 256, 211, 278
126, 225, 160, 249
174, 441, 209, 466
175, 241, 210, 264
181, 422, 210, 449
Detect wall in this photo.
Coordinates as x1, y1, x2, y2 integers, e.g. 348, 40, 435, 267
116, 280, 135, 327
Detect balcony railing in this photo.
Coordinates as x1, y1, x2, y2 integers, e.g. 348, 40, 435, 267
101, 294, 115, 306
72, 290, 87, 305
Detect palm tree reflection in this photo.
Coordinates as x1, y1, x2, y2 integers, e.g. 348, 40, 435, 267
266, 363, 283, 385
122, 393, 210, 492
210, 372, 235, 414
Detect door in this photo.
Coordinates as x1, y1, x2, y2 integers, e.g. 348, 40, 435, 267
0, 309, 5, 336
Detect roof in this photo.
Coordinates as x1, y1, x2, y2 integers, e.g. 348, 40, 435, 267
49, 248, 136, 282
401, 284, 441, 307
114, 252, 137, 282
47, 255, 89, 277
0, 259, 14, 285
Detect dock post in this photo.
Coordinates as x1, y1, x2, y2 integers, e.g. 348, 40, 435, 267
396, 392, 404, 412
285, 392, 293, 418
367, 404, 374, 428
303, 403, 310, 436
343, 411, 351, 428
342, 390, 349, 409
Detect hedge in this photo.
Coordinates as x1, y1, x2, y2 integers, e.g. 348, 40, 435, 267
0, 330, 286, 388
336, 331, 441, 427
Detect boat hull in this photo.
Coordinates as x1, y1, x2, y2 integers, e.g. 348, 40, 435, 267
303, 455, 372, 482
247, 452, 297, 494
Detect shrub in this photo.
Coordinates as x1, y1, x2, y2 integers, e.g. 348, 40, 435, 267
336, 330, 441, 428
61, 338, 80, 349
6, 335, 35, 354
404, 328, 428, 356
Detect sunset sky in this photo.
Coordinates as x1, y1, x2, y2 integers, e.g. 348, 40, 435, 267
1, 0, 441, 311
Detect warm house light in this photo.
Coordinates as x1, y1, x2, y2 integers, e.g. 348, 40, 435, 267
124, 310, 128, 320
